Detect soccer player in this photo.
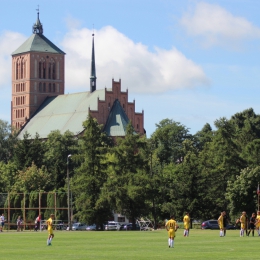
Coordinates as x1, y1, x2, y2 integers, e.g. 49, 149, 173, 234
218, 212, 224, 237
239, 211, 246, 237
183, 212, 190, 237
0, 213, 5, 232
247, 212, 256, 236
255, 211, 260, 236
46, 214, 55, 246
222, 211, 228, 236
165, 215, 178, 248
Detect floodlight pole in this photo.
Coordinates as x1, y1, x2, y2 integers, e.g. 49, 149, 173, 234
67, 154, 72, 230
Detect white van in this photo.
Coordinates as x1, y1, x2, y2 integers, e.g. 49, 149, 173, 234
104, 221, 121, 231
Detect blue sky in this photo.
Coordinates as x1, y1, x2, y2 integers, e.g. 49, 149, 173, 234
1, 0, 260, 137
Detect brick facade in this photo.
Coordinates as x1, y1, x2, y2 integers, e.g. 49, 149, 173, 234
11, 52, 65, 129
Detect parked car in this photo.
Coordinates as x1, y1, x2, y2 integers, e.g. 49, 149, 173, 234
120, 223, 140, 231
104, 221, 121, 231
201, 220, 219, 229
226, 223, 237, 230
72, 222, 88, 231
201, 220, 237, 230
86, 224, 97, 231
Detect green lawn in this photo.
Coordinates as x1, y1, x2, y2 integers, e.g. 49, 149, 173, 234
1, 229, 259, 259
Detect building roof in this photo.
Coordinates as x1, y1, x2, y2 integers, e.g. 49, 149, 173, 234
18, 90, 105, 139
18, 90, 131, 139
12, 33, 65, 56
104, 99, 130, 136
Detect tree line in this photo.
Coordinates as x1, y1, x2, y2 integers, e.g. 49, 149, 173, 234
1, 108, 260, 228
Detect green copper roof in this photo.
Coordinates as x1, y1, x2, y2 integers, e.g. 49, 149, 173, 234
103, 99, 130, 136
18, 90, 105, 139
12, 33, 65, 55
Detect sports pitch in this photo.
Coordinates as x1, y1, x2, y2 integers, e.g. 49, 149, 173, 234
1, 229, 259, 259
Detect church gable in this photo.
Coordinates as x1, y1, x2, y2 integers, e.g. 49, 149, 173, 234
103, 99, 130, 136
90, 79, 144, 135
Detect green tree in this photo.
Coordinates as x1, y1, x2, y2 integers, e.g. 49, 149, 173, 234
0, 161, 18, 192
198, 117, 245, 218
72, 115, 112, 229
0, 119, 18, 163
151, 119, 192, 165
100, 123, 149, 227
194, 123, 213, 151
226, 167, 260, 219
43, 130, 77, 189
12, 132, 44, 170
12, 163, 52, 192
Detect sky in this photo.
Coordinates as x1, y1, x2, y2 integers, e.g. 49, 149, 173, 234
1, 0, 260, 137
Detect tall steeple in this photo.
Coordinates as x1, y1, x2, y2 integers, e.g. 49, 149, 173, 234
90, 33, 97, 93
32, 7, 43, 35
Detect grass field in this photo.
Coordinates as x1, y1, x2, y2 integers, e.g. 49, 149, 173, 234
1, 229, 259, 259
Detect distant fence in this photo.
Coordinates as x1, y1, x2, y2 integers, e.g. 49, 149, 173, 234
0, 192, 70, 230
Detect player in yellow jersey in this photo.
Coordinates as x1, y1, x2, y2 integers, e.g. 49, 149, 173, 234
239, 211, 246, 237
255, 211, 260, 236
165, 215, 178, 248
46, 214, 55, 246
218, 212, 224, 237
183, 212, 190, 237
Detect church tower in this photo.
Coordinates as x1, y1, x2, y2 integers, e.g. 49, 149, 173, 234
11, 10, 65, 129
90, 33, 96, 93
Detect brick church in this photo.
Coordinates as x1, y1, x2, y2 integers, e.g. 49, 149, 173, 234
12, 12, 145, 139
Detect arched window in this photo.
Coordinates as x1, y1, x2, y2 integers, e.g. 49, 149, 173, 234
48, 63, 51, 79
43, 62, 46, 79
24, 60, 26, 79
39, 62, 42, 78
53, 83, 56, 92
16, 61, 19, 79
49, 83, 51, 92
43, 83, 46, 92
21, 60, 23, 79
39, 83, 42, 92
52, 63, 56, 79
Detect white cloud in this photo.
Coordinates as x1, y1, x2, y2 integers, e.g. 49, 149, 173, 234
0, 31, 26, 88
61, 25, 209, 94
180, 2, 260, 47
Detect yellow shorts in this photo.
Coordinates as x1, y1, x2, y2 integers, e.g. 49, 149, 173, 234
184, 224, 189, 230
48, 228, 54, 236
241, 224, 246, 229
168, 229, 175, 238
219, 225, 223, 230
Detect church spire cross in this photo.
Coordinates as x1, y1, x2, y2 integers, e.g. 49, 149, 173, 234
32, 6, 43, 35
